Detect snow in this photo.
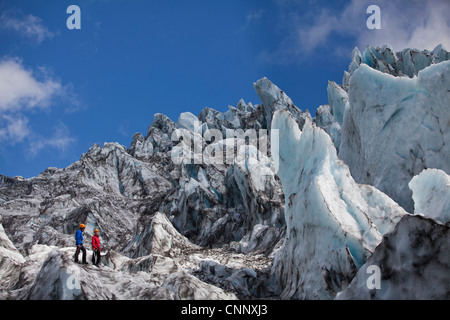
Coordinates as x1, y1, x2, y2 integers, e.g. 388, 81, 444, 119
270, 109, 406, 299
409, 169, 450, 224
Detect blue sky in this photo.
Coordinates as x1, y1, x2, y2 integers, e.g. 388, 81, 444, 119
0, 0, 449, 178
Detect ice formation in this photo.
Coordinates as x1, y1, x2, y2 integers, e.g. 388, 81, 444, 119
271, 109, 407, 299
253, 77, 311, 131
340, 61, 450, 212
409, 169, 450, 224
325, 45, 450, 212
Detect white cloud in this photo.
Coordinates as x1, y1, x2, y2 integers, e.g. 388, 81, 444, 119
264, 0, 450, 63
0, 58, 62, 112
0, 114, 30, 144
0, 58, 78, 156
27, 123, 76, 158
0, 10, 55, 44
361, 1, 450, 51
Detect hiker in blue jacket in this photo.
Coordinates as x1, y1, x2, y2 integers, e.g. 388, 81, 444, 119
74, 224, 87, 264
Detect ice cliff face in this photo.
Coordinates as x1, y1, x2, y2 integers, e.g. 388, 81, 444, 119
0, 45, 448, 300
271, 110, 407, 299
322, 45, 450, 212
341, 61, 450, 212
271, 45, 449, 300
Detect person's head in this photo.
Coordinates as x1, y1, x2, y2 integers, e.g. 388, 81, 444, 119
80, 224, 85, 232
94, 229, 99, 236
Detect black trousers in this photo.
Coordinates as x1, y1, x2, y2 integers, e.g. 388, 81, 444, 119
92, 249, 101, 266
74, 245, 86, 263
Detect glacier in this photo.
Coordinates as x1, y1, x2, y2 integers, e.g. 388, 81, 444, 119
0, 44, 449, 300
